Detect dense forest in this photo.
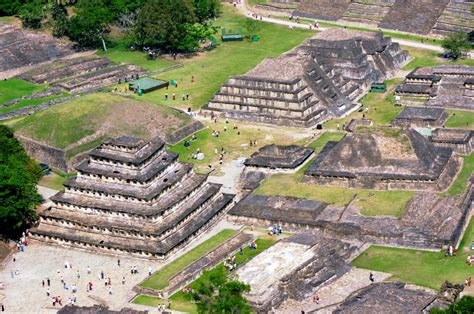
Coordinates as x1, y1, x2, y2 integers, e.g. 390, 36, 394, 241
0, 125, 42, 238
0, 0, 221, 53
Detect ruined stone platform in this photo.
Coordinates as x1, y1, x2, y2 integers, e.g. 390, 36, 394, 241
244, 144, 314, 171
333, 282, 436, 313
304, 128, 461, 191
18, 55, 148, 94
229, 187, 472, 250
391, 107, 449, 128
30, 136, 235, 259
429, 128, 473, 154
203, 29, 408, 128
0, 23, 75, 79
236, 232, 358, 312
396, 65, 474, 111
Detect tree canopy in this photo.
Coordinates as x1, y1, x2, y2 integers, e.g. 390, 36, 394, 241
442, 31, 472, 59
0, 125, 42, 239
191, 267, 252, 314
431, 296, 474, 313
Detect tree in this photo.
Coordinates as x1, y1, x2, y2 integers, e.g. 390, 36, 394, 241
192, 267, 252, 314
0, 0, 25, 16
19, 0, 46, 29
67, 0, 114, 49
0, 125, 42, 239
442, 31, 471, 59
179, 21, 218, 51
134, 0, 196, 52
244, 18, 259, 37
51, 2, 69, 38
192, 0, 221, 22
430, 296, 474, 313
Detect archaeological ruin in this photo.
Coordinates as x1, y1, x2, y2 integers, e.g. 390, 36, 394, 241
293, 0, 474, 36
229, 183, 473, 250
391, 107, 449, 128
0, 23, 74, 79
18, 55, 147, 94
395, 65, 474, 111
303, 128, 462, 191
333, 282, 437, 313
243, 144, 314, 171
429, 128, 473, 155
202, 29, 408, 127
30, 136, 235, 259
236, 232, 358, 311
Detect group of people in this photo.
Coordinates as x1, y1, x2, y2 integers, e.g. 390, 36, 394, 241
224, 255, 238, 271
268, 224, 282, 236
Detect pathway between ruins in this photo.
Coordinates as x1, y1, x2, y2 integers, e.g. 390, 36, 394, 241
276, 268, 392, 313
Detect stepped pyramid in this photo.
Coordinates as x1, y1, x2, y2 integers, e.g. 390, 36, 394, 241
202, 29, 408, 128
31, 136, 234, 259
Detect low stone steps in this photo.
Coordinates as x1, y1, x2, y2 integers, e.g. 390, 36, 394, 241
162, 232, 255, 297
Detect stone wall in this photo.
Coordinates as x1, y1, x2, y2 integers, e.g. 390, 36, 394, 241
16, 135, 68, 172
165, 120, 205, 144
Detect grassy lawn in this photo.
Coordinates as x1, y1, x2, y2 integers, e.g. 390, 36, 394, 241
134, 237, 276, 313
445, 110, 474, 129
123, 5, 313, 111
352, 218, 474, 290
169, 120, 308, 173
255, 131, 415, 217
323, 79, 402, 129
140, 229, 238, 291
98, 48, 177, 72
38, 171, 76, 191
0, 79, 46, 104
402, 46, 474, 71
12, 93, 190, 152
442, 153, 474, 196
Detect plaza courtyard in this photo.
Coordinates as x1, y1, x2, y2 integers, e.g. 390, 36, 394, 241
0, 0, 474, 313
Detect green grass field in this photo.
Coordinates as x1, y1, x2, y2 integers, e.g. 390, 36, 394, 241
445, 110, 474, 129
134, 237, 276, 313
402, 46, 474, 71
139, 229, 238, 291
122, 5, 313, 111
98, 48, 177, 72
442, 153, 474, 196
256, 131, 415, 217
12, 93, 190, 152
352, 218, 474, 290
0, 79, 46, 103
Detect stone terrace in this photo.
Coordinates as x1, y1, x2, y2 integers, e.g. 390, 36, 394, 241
430, 128, 474, 155
236, 232, 358, 312
294, 0, 352, 21
18, 55, 147, 94
30, 136, 235, 259
244, 144, 314, 171
333, 282, 436, 313
432, 0, 474, 36
391, 107, 449, 128
341, 0, 396, 25
379, 0, 450, 34
203, 29, 408, 128
396, 65, 474, 111
304, 129, 462, 191
0, 23, 75, 79
229, 189, 471, 250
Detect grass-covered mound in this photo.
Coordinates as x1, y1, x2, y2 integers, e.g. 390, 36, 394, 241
12, 93, 191, 155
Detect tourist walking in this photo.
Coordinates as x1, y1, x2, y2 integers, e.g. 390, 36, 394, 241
369, 272, 375, 283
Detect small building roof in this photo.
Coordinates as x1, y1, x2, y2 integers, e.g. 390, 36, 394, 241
395, 107, 446, 121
